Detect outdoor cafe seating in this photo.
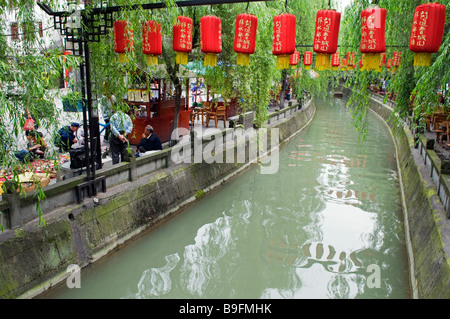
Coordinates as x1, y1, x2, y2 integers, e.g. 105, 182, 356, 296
430, 110, 450, 146
189, 102, 207, 128
205, 104, 226, 128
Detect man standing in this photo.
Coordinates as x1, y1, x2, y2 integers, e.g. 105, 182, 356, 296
109, 110, 133, 165
99, 91, 114, 142
54, 122, 80, 152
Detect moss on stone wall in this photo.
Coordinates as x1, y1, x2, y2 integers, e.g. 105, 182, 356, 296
0, 102, 317, 299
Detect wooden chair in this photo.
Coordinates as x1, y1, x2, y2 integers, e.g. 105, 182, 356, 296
215, 106, 227, 128
206, 105, 226, 128
433, 113, 450, 143
205, 103, 218, 128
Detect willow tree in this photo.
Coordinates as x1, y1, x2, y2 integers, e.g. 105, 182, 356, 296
338, 0, 449, 138
288, 0, 332, 101
0, 0, 80, 227
194, 0, 327, 126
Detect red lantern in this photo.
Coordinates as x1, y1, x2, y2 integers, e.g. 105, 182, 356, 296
234, 13, 258, 66
290, 51, 300, 68
142, 20, 162, 66
272, 13, 296, 70
313, 9, 341, 71
410, 3, 446, 67
344, 51, 355, 70
304, 51, 313, 70
114, 20, 133, 63
331, 52, 340, 70
200, 15, 222, 67
360, 6, 386, 71
379, 52, 386, 68
392, 51, 402, 71
173, 16, 193, 65
350, 52, 356, 69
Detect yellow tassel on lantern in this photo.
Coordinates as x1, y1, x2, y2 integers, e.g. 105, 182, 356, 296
204, 53, 217, 67
176, 52, 189, 65
237, 53, 250, 66
118, 53, 126, 63
146, 55, 158, 66
332, 66, 339, 71
362, 53, 381, 71
305, 65, 311, 70
414, 53, 431, 67
276, 55, 290, 70
315, 53, 331, 71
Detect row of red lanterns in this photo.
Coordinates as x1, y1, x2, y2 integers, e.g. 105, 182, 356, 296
113, 3, 445, 70
299, 49, 403, 72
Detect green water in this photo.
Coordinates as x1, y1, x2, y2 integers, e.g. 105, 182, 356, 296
43, 96, 410, 299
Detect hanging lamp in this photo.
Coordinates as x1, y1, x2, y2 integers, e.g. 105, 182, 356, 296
304, 51, 313, 70
331, 52, 340, 70
173, 16, 193, 65
360, 5, 386, 71
290, 51, 299, 69
200, 15, 222, 67
313, 9, 341, 71
234, 13, 258, 66
114, 20, 133, 63
409, 3, 446, 67
272, 13, 296, 70
142, 20, 162, 66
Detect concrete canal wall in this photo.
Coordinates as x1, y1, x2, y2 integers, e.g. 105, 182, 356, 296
0, 100, 315, 299
340, 86, 450, 299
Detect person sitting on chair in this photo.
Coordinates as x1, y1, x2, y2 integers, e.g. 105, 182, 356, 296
134, 125, 162, 158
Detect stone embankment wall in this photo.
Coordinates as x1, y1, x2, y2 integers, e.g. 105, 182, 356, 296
340, 86, 450, 299
0, 100, 315, 299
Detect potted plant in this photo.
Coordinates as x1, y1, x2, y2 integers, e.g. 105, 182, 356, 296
62, 91, 83, 112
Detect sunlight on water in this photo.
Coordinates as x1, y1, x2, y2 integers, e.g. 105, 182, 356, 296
42, 95, 410, 299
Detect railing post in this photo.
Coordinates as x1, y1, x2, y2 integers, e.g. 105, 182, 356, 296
3, 181, 22, 229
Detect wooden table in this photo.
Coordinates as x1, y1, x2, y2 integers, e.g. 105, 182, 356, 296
190, 107, 206, 125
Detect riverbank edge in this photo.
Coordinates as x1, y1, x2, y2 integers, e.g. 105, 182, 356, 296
0, 100, 316, 299
341, 86, 450, 299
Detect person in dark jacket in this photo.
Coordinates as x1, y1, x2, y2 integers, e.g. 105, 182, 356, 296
54, 122, 80, 152
135, 125, 162, 157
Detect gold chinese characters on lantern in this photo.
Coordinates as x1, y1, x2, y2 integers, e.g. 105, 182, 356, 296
173, 16, 193, 65
409, 3, 446, 67
234, 13, 258, 66
313, 9, 341, 71
304, 51, 313, 70
272, 13, 296, 70
360, 6, 386, 71
142, 20, 162, 66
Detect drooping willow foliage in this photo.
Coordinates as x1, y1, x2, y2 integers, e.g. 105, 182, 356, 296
1, 0, 447, 227
339, 0, 450, 138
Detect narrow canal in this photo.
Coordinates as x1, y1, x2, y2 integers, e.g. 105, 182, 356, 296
42, 95, 411, 299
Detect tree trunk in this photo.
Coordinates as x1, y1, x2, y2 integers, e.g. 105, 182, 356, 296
279, 70, 287, 109
162, 47, 181, 144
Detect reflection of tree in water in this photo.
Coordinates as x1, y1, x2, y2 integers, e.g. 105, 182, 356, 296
179, 215, 234, 297
135, 253, 180, 298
